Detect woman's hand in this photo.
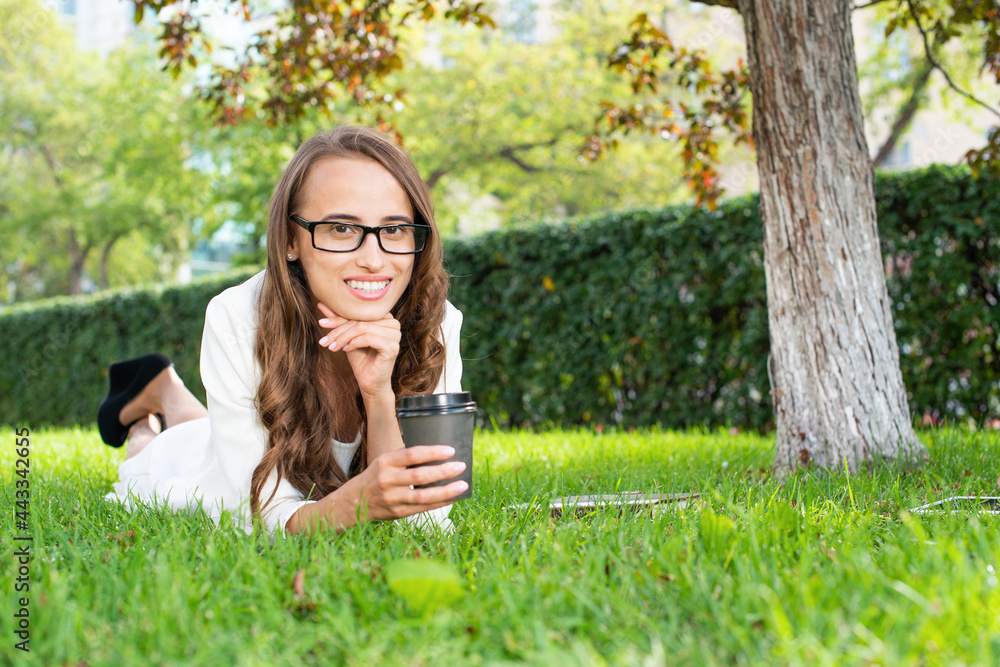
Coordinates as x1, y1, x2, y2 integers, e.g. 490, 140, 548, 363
350, 445, 468, 521
288, 446, 467, 534
316, 301, 400, 399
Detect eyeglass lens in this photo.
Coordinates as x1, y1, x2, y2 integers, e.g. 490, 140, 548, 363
312, 223, 427, 253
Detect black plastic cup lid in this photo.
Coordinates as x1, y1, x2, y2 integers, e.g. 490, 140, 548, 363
397, 392, 475, 412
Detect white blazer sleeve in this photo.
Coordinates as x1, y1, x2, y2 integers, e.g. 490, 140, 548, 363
434, 301, 464, 394
199, 295, 314, 535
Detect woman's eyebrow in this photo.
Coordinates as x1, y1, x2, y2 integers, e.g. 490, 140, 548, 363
319, 212, 414, 224
319, 212, 361, 222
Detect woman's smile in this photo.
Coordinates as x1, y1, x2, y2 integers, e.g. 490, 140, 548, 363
344, 275, 392, 300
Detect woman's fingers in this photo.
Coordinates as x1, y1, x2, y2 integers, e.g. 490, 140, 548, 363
318, 320, 360, 350
381, 460, 464, 492
384, 445, 456, 466
317, 318, 400, 352
316, 301, 401, 332
405, 480, 469, 507
316, 301, 340, 322
341, 331, 398, 355
357, 447, 468, 520
372, 447, 465, 506
381, 478, 468, 510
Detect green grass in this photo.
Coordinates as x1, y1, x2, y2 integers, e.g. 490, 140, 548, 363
2, 426, 1000, 666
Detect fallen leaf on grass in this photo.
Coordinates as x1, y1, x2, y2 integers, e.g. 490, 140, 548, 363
288, 568, 316, 614
385, 558, 464, 616
106, 531, 134, 545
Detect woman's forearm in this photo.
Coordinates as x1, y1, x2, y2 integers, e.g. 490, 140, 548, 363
285, 477, 365, 535
363, 390, 404, 467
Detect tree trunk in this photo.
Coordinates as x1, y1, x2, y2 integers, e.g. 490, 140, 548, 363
99, 236, 121, 289
736, 0, 923, 470
67, 229, 89, 296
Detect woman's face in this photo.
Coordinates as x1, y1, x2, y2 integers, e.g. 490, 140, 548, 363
289, 157, 416, 321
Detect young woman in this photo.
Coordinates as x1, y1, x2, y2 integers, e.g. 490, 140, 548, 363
99, 126, 468, 535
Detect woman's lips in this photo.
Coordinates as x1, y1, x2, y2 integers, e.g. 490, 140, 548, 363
344, 278, 391, 300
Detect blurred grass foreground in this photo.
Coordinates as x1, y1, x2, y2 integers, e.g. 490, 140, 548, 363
2, 426, 999, 665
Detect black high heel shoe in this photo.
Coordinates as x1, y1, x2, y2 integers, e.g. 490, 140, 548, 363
97, 353, 173, 447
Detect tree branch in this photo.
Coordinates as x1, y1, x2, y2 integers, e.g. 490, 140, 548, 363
905, 0, 1000, 120
67, 228, 94, 295
508, 139, 558, 152
39, 144, 65, 189
495, 138, 559, 174
873, 56, 935, 166
98, 232, 126, 289
690, 0, 738, 9
497, 147, 542, 173
426, 167, 449, 189
852, 0, 895, 11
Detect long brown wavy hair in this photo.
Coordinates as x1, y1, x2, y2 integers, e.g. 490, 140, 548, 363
249, 126, 449, 517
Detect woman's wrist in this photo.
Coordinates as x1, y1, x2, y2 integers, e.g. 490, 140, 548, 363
286, 477, 364, 535
364, 390, 405, 466
360, 385, 396, 408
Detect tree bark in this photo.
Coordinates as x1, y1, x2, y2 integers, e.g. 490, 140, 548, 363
736, 0, 923, 470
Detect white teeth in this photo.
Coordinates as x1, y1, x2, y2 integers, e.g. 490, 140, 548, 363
347, 280, 388, 292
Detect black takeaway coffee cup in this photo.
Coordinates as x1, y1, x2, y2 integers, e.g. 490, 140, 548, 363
396, 392, 476, 501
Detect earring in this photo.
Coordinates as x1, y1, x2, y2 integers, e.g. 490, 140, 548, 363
287, 253, 294, 261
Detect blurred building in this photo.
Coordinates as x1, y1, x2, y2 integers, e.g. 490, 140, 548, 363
187, 222, 260, 279
53, 0, 135, 55
852, 11, 995, 172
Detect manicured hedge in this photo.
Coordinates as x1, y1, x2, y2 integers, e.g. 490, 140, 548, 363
447, 165, 999, 429
446, 198, 771, 429
0, 270, 255, 429
1, 165, 997, 429
875, 168, 999, 423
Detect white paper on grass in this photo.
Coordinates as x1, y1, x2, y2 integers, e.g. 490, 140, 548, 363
509, 491, 700, 517
909, 496, 1000, 515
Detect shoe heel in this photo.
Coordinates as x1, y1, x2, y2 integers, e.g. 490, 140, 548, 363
98, 353, 173, 447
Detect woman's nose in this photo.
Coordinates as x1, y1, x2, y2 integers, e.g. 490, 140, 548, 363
354, 231, 385, 270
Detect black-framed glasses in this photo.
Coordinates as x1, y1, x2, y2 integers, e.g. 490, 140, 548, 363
290, 215, 429, 254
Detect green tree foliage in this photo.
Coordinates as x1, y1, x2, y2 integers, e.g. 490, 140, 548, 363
133, 0, 493, 126
0, 1, 209, 302
127, 0, 754, 209
195, 2, 744, 252
387, 1, 714, 230
127, 0, 1000, 209
581, 7, 752, 209
587, 0, 1000, 204
192, 117, 321, 267
855, 3, 997, 166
